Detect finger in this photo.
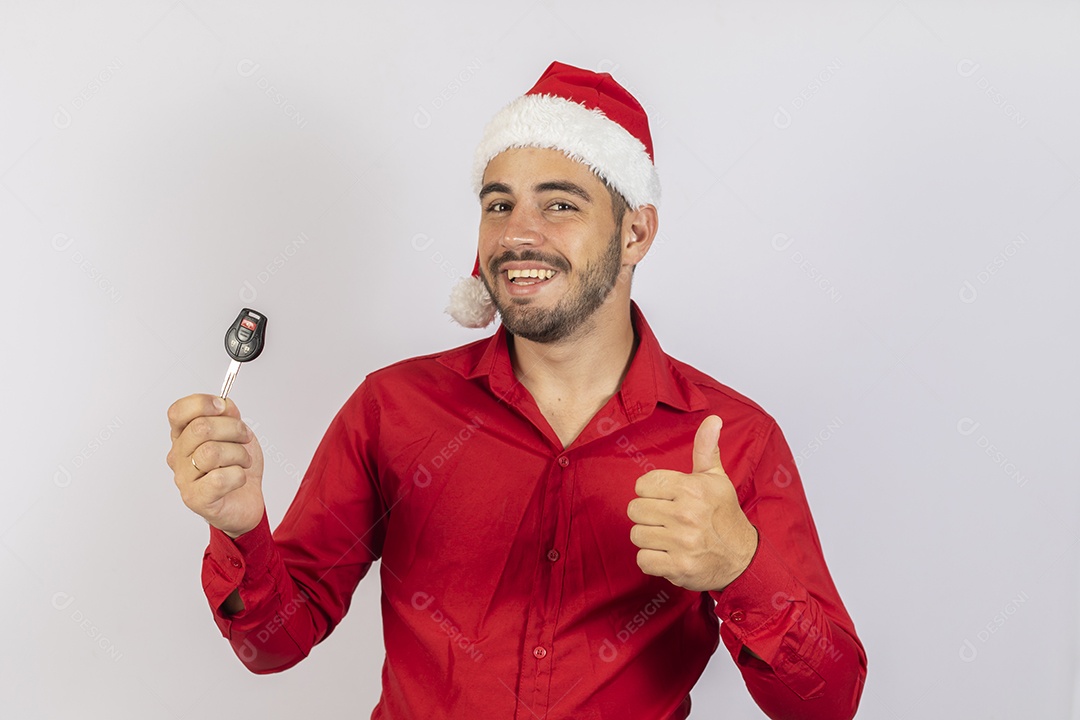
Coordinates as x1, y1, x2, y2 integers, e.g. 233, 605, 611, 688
691, 414, 726, 476
189, 440, 253, 478
174, 415, 253, 460
220, 397, 243, 420
629, 523, 669, 551
168, 394, 228, 441
181, 465, 249, 508
634, 470, 679, 500
627, 497, 673, 527
635, 548, 671, 578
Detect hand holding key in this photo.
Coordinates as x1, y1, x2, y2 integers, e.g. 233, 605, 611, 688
167, 395, 265, 538
166, 309, 270, 538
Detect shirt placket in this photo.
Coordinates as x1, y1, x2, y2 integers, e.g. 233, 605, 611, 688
515, 450, 573, 720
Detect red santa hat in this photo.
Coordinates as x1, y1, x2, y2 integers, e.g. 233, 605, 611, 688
446, 60, 660, 328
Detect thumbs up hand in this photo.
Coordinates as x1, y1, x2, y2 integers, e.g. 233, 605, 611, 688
627, 415, 759, 592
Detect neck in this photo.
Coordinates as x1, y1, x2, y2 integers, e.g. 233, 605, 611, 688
508, 299, 637, 409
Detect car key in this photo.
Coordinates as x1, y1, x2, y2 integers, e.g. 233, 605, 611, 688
220, 308, 268, 399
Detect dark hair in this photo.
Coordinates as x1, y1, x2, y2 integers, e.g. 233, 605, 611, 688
601, 177, 629, 229
600, 177, 637, 276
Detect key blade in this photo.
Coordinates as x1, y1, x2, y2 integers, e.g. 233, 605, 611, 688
220, 360, 242, 399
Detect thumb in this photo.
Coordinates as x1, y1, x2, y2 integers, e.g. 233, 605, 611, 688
220, 396, 243, 419
691, 415, 724, 475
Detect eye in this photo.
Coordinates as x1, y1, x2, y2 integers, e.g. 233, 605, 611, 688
548, 201, 578, 212
485, 200, 512, 213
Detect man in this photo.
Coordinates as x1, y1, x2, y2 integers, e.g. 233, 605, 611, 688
167, 61, 866, 719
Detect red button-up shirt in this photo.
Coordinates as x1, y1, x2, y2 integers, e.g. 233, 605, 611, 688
202, 304, 866, 719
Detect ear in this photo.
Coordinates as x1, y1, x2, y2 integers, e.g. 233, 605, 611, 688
621, 204, 658, 267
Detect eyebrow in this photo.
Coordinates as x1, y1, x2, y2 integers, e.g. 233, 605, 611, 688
478, 180, 593, 203
479, 182, 512, 200
536, 181, 592, 203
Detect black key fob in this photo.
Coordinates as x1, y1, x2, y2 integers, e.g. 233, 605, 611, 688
225, 308, 267, 363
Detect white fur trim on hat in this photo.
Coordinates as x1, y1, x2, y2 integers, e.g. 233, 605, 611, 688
472, 94, 661, 209
446, 274, 496, 328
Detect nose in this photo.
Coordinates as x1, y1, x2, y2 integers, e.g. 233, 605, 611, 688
500, 203, 544, 251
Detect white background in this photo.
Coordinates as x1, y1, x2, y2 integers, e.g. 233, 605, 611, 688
2, 1, 1077, 718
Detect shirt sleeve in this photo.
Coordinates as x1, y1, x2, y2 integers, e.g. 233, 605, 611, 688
708, 420, 867, 720
200, 383, 388, 673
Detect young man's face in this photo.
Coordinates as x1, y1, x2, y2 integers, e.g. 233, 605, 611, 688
477, 147, 627, 344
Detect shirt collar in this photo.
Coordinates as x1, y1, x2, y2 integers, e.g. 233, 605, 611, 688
436, 302, 709, 418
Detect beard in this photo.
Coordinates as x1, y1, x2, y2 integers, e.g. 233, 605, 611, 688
481, 230, 623, 344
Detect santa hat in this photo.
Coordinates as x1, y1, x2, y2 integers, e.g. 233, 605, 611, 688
446, 60, 660, 328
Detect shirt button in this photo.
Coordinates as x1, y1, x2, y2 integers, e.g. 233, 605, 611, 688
533, 646, 547, 659
546, 549, 560, 562
229, 556, 242, 569
557, 456, 569, 468
730, 610, 745, 622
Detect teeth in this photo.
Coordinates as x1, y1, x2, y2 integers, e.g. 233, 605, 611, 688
506, 268, 556, 280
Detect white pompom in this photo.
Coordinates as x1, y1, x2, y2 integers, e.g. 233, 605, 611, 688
446, 275, 496, 328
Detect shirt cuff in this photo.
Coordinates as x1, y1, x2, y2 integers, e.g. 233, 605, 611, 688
709, 530, 807, 659
201, 510, 278, 628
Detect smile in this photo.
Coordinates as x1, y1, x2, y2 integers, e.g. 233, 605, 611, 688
506, 268, 557, 285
